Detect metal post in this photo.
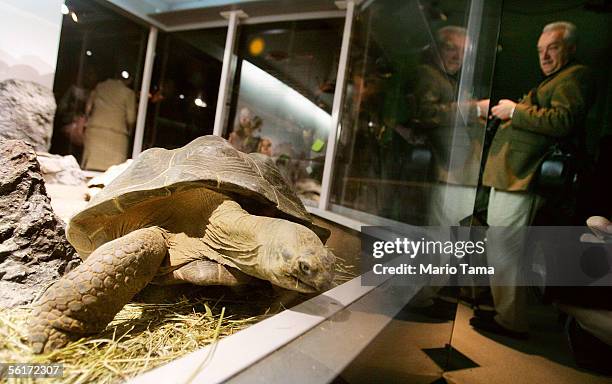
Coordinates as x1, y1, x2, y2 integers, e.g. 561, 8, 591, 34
213, 10, 246, 137
318, 0, 355, 211
132, 26, 158, 158
454, 0, 484, 127
440, 0, 484, 212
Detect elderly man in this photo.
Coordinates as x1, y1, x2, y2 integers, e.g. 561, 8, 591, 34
470, 21, 594, 338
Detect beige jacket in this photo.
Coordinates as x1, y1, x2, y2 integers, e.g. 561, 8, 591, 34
87, 79, 136, 135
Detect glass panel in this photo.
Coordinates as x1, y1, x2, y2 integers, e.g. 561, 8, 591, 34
50, 0, 148, 170
329, 0, 500, 227
327, 0, 502, 379
225, 19, 344, 204
143, 28, 227, 151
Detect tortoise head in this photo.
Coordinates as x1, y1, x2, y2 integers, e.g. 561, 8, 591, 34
259, 221, 335, 293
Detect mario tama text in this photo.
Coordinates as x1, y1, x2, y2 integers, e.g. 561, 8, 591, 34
373, 263, 494, 276
370, 237, 494, 277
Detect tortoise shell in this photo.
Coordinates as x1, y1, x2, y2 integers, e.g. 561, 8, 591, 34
67, 136, 325, 257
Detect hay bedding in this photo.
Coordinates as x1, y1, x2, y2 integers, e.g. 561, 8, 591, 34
0, 292, 266, 384
0, 261, 356, 383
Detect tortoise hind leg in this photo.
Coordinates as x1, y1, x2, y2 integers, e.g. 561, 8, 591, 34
153, 260, 256, 286
28, 227, 168, 353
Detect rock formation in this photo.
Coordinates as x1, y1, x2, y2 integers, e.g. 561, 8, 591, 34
0, 79, 56, 152
0, 139, 80, 308
37, 152, 86, 186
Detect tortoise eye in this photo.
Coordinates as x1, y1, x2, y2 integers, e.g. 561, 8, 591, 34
299, 261, 311, 275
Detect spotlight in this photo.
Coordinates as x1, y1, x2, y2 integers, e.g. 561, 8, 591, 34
179, 94, 185, 100
194, 97, 207, 108
70, 11, 78, 23
86, 50, 92, 56
121, 71, 130, 79
61, 3, 69, 15
249, 37, 265, 56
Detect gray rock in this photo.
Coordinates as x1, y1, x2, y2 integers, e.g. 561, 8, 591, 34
1, 261, 32, 282
37, 152, 86, 186
0, 139, 80, 308
0, 79, 56, 152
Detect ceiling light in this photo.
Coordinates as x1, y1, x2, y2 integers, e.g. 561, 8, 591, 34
121, 71, 130, 79
179, 94, 185, 100
194, 98, 207, 108
86, 50, 92, 56
70, 11, 78, 23
263, 29, 288, 35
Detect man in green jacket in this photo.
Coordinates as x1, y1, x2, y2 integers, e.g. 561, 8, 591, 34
470, 21, 594, 338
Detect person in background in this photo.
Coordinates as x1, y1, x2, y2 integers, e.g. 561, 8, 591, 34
257, 137, 273, 156
558, 216, 612, 375
470, 21, 594, 338
81, 70, 136, 171
51, 67, 98, 161
229, 107, 262, 153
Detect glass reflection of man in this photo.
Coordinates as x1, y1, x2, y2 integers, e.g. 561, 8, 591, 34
409, 26, 489, 311
414, 26, 489, 226
471, 21, 594, 339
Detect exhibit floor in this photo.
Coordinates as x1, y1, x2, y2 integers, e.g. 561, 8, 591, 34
338, 301, 610, 384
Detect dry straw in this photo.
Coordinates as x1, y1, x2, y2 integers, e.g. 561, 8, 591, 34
0, 263, 355, 383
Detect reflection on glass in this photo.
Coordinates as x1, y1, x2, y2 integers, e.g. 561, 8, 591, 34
143, 29, 226, 150
335, 1, 502, 379
50, 0, 147, 169
330, 0, 497, 227
226, 20, 344, 204
414, 25, 488, 227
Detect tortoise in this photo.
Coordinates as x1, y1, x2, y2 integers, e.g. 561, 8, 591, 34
29, 136, 335, 353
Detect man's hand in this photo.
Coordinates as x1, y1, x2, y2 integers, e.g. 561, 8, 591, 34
586, 216, 612, 242
477, 99, 490, 118
491, 99, 517, 121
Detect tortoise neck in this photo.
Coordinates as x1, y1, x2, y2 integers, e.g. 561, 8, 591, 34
203, 199, 269, 275
207, 199, 259, 233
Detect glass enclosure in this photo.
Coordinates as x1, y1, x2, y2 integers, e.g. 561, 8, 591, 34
331, 0, 502, 378
223, 20, 344, 204
50, 0, 147, 168
142, 28, 227, 151
42, 0, 612, 381
329, 0, 501, 227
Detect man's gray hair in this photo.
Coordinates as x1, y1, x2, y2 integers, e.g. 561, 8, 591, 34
437, 26, 467, 43
543, 21, 577, 46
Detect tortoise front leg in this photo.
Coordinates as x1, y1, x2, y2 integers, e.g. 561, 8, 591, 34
28, 227, 168, 353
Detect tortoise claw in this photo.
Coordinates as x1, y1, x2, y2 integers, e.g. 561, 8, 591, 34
29, 322, 71, 354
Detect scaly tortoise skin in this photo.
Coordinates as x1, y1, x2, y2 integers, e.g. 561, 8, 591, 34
29, 136, 335, 353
